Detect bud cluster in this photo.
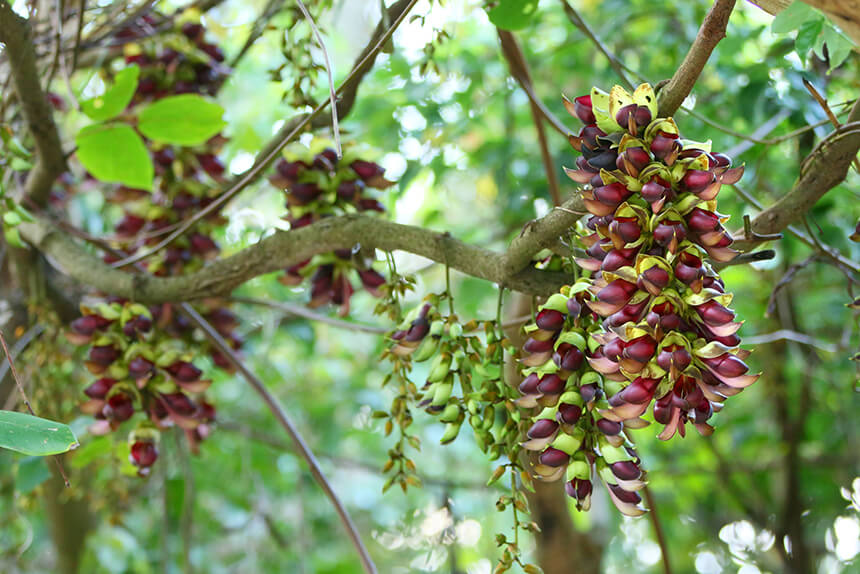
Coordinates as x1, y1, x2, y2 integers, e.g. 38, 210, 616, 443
381, 293, 522, 490
517, 84, 760, 515
69, 301, 216, 475
270, 142, 394, 315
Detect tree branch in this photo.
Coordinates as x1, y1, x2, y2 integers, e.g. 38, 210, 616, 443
20, 213, 574, 302
734, 101, 860, 251
498, 29, 563, 205
502, 195, 586, 277
0, 0, 67, 205
656, 0, 737, 117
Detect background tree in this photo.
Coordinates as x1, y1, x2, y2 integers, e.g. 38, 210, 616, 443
0, 1, 857, 573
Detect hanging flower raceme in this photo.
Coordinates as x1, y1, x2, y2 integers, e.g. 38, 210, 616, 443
562, 83, 758, 441
270, 141, 395, 316
69, 301, 216, 476
517, 283, 649, 516
517, 83, 759, 516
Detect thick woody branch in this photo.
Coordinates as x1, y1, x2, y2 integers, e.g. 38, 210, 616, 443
657, 0, 737, 117
735, 101, 860, 250
0, 0, 67, 206
20, 214, 573, 302
503, 194, 586, 277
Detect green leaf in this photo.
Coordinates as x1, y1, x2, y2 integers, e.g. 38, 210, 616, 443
795, 17, 824, 57
80, 65, 140, 122
3, 210, 21, 226
3, 225, 22, 248
771, 1, 817, 34
487, 0, 540, 31
0, 411, 79, 456
137, 94, 226, 146
75, 124, 154, 191
821, 24, 854, 71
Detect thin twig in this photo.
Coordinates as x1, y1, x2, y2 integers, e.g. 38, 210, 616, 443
560, 0, 635, 89
109, 0, 420, 269
295, 0, 340, 158
161, 461, 170, 574
71, 0, 85, 71
218, 420, 491, 491
766, 255, 817, 316
227, 0, 282, 69
0, 328, 35, 416
742, 329, 838, 353
0, 328, 70, 486
803, 79, 860, 172
179, 304, 379, 574
231, 295, 388, 334
175, 429, 195, 574
642, 485, 672, 574
498, 30, 562, 206
0, 323, 43, 388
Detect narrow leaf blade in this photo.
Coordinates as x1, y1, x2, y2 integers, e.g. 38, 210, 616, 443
0, 411, 79, 456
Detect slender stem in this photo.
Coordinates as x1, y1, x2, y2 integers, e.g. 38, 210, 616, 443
642, 485, 672, 574
179, 304, 378, 574
0, 324, 43, 390
230, 295, 388, 334
71, 0, 85, 72
175, 430, 195, 574
161, 457, 171, 574
295, 0, 340, 157
445, 262, 454, 315
0, 329, 35, 416
560, 0, 635, 89
227, 0, 281, 69
497, 30, 562, 206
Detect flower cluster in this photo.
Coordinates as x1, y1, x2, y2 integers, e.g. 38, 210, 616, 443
270, 142, 394, 315
518, 285, 648, 515
69, 301, 216, 475
67, 14, 236, 475
517, 84, 759, 515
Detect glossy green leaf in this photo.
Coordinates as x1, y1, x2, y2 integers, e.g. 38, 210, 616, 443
137, 94, 226, 146
487, 0, 540, 31
80, 65, 140, 122
771, 1, 817, 34
75, 123, 154, 191
0, 411, 79, 456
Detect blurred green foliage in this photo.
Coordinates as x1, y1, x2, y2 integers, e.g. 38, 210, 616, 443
1, 0, 858, 573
